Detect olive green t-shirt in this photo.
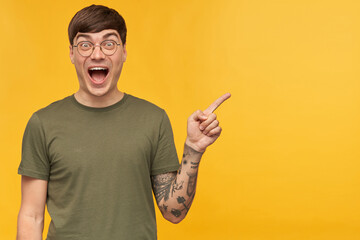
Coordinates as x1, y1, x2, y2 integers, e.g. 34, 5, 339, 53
18, 93, 180, 240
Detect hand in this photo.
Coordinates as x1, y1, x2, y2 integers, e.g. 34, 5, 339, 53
185, 93, 231, 152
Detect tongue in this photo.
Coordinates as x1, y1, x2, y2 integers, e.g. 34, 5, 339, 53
91, 70, 107, 83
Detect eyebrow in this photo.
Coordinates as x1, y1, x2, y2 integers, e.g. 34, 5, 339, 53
75, 32, 120, 43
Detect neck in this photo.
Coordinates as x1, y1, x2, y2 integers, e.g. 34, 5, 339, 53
74, 90, 124, 108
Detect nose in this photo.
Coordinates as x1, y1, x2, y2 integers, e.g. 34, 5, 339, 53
90, 45, 106, 60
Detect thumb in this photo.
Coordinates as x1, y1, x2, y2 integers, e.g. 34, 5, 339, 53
190, 110, 208, 122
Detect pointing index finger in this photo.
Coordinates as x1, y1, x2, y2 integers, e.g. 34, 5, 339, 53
204, 93, 231, 114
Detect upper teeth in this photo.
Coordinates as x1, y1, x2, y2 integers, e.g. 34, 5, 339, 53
90, 67, 107, 70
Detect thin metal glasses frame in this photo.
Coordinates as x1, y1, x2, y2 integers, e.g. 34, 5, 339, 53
73, 40, 121, 57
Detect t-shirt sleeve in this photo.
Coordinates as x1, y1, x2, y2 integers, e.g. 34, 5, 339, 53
18, 113, 50, 180
150, 110, 180, 175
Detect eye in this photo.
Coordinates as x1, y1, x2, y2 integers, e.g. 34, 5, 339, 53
79, 42, 92, 50
102, 41, 116, 50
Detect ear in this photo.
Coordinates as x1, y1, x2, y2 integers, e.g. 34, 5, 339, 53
122, 44, 127, 62
69, 45, 75, 64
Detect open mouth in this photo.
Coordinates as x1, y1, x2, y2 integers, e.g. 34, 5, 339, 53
88, 67, 109, 84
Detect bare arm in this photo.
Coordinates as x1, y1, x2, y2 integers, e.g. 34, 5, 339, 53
152, 144, 203, 223
17, 176, 48, 240
152, 93, 231, 223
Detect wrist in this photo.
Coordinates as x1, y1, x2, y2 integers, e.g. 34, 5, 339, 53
185, 138, 206, 153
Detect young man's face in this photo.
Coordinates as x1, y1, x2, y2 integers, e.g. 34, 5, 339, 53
70, 29, 127, 100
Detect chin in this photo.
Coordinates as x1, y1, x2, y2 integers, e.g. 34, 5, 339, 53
88, 89, 111, 98
85, 79, 112, 96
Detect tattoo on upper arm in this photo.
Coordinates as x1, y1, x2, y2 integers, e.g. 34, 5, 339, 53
151, 172, 176, 204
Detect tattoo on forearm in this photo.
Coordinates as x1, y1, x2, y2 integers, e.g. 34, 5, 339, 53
182, 153, 188, 165
177, 196, 189, 211
182, 144, 202, 169
190, 161, 199, 169
171, 208, 182, 217
151, 173, 176, 204
171, 178, 184, 197
161, 204, 168, 212
184, 144, 203, 156
155, 145, 203, 218
170, 195, 195, 218
186, 172, 198, 197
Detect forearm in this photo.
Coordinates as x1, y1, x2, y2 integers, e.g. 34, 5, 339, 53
153, 93, 229, 223
17, 211, 44, 240
154, 143, 203, 223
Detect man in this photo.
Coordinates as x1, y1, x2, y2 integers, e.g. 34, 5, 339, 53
17, 4, 230, 240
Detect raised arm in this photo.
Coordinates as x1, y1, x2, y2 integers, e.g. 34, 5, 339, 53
152, 93, 231, 223
17, 176, 48, 240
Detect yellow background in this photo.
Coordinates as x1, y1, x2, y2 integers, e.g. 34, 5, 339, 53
1, 0, 360, 239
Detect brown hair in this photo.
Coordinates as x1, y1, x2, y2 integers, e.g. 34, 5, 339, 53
68, 5, 127, 45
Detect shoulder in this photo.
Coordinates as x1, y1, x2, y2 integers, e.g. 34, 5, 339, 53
23, 96, 72, 138
33, 96, 73, 120
125, 94, 166, 116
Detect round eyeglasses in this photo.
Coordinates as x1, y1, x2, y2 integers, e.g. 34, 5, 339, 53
73, 40, 121, 57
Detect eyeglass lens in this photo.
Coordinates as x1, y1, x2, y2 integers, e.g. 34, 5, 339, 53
76, 40, 118, 56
